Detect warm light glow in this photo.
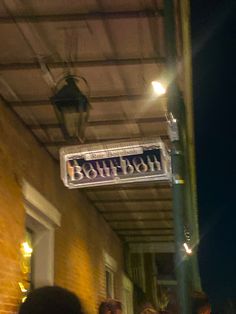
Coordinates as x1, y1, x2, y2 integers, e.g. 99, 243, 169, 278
151, 81, 166, 95
18, 282, 27, 293
183, 242, 192, 255
22, 296, 27, 303
22, 242, 33, 257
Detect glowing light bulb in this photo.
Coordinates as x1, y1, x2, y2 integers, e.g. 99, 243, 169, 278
22, 242, 33, 257
151, 81, 166, 95
22, 296, 27, 303
18, 282, 27, 293
183, 242, 192, 255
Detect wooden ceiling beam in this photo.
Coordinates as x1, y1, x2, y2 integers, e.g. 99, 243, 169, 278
106, 218, 173, 223
29, 116, 166, 130
85, 184, 170, 192
94, 198, 172, 203
99, 209, 172, 214
43, 135, 169, 147
9, 94, 164, 107
0, 56, 165, 71
118, 231, 174, 237
129, 242, 175, 253
113, 227, 173, 231
0, 9, 164, 24
126, 240, 174, 244
120, 233, 174, 237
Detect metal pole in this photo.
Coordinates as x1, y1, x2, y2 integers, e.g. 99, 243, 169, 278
169, 87, 191, 314
180, 0, 202, 293
164, 1, 191, 313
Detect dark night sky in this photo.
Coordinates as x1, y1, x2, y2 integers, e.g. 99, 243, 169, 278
191, 0, 236, 304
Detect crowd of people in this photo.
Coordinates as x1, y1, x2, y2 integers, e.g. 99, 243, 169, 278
17, 285, 217, 314
18, 286, 161, 314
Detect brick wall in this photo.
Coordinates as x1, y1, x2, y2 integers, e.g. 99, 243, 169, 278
0, 99, 124, 314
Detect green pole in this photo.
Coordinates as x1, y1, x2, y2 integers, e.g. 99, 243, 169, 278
168, 86, 191, 314
180, 0, 202, 293
164, 1, 191, 313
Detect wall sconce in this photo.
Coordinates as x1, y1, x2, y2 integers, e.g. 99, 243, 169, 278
21, 242, 33, 257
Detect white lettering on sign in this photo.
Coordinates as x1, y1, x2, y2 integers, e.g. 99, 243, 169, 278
84, 147, 143, 161
82, 163, 98, 179
67, 154, 162, 182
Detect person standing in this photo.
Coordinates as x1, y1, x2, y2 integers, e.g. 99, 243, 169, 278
99, 299, 122, 314
18, 286, 84, 314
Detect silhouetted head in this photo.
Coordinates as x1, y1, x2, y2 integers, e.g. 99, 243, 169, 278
18, 286, 83, 314
139, 303, 159, 314
192, 291, 211, 314
99, 299, 122, 314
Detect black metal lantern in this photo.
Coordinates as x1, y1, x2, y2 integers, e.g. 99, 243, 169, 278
51, 75, 90, 142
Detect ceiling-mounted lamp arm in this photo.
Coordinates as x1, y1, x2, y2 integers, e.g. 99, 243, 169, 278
75, 75, 91, 102
38, 57, 56, 92
55, 75, 90, 97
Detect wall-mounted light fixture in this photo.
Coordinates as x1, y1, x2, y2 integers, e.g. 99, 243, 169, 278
21, 241, 33, 257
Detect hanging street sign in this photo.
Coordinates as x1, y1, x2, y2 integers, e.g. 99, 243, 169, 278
60, 138, 171, 188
